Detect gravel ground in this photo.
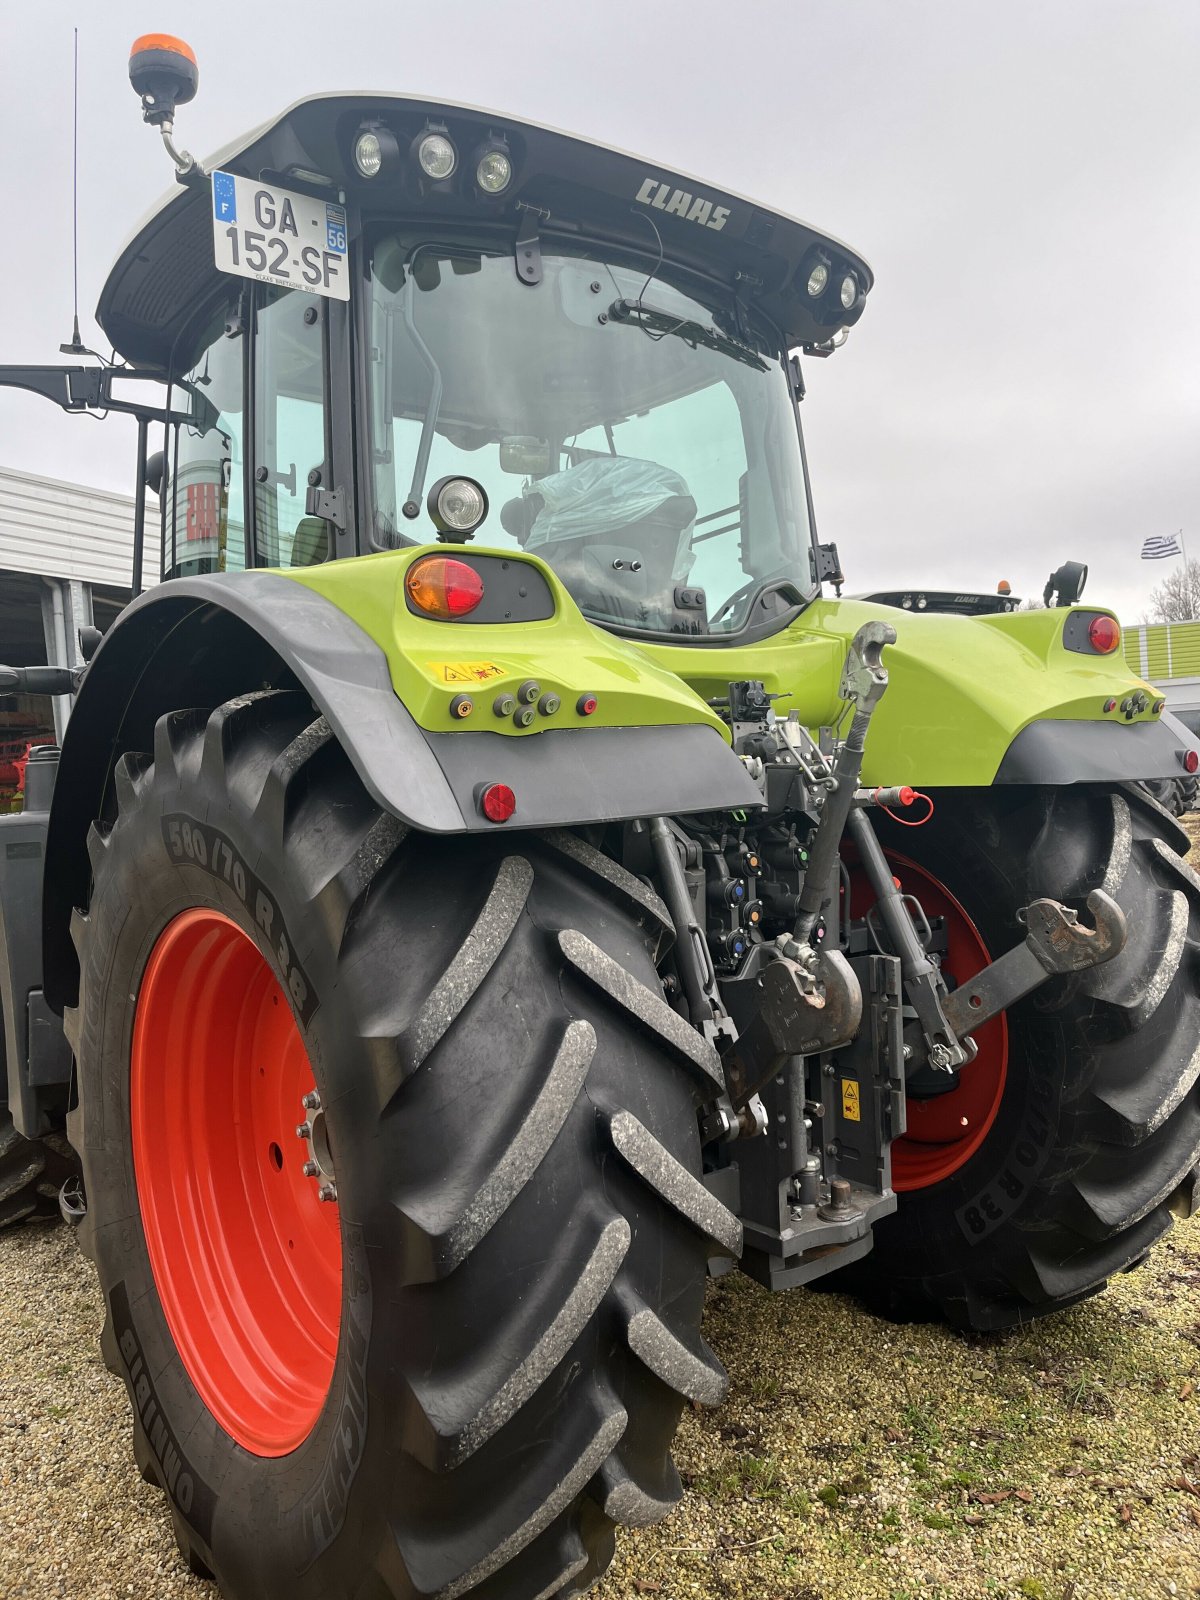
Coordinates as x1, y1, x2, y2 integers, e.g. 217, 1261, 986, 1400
1, 1215, 1197, 1600
2, 810, 1198, 1599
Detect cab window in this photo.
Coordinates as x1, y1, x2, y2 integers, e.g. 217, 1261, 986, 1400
167, 302, 246, 578
252, 288, 329, 568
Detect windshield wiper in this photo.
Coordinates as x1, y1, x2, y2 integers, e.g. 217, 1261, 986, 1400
607, 298, 768, 371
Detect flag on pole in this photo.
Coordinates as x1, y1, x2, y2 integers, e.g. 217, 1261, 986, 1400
1141, 533, 1183, 560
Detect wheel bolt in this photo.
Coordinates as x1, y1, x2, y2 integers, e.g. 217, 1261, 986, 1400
318, 1182, 337, 1203
296, 1122, 311, 1139
302, 1161, 319, 1177
302, 1091, 321, 1110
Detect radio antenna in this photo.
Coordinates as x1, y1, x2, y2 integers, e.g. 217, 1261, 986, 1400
59, 28, 85, 356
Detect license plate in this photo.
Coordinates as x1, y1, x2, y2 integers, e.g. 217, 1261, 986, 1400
211, 171, 348, 301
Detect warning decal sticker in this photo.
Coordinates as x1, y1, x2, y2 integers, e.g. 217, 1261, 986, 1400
426, 662, 507, 684
840, 1078, 861, 1122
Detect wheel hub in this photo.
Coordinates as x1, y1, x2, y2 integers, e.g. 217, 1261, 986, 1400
297, 1089, 338, 1203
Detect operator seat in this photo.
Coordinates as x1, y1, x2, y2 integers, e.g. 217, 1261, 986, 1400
501, 457, 698, 627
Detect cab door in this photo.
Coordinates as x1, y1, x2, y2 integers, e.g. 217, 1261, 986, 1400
163, 278, 355, 578
249, 281, 357, 567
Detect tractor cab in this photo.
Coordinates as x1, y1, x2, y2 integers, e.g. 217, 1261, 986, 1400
92, 67, 872, 643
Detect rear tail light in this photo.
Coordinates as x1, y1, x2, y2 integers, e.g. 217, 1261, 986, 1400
405, 557, 484, 619
1087, 615, 1121, 654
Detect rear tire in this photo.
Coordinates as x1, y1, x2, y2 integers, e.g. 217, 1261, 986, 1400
67, 691, 737, 1599
851, 784, 1200, 1331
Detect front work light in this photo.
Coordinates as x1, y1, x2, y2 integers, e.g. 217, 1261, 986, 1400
415, 129, 457, 181
839, 272, 859, 310
355, 131, 382, 176
475, 140, 512, 194
806, 260, 830, 297
428, 476, 488, 539
354, 123, 399, 178
405, 557, 485, 619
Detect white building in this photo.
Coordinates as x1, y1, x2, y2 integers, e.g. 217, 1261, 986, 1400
0, 466, 148, 750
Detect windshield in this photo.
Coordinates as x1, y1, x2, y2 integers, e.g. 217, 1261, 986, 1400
366, 237, 816, 637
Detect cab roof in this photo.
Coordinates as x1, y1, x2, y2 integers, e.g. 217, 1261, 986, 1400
97, 91, 873, 369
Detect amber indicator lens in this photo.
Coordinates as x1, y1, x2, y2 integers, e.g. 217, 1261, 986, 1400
1087, 615, 1120, 654
405, 557, 484, 619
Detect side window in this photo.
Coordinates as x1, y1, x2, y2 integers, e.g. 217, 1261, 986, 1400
253, 289, 328, 568
167, 303, 246, 578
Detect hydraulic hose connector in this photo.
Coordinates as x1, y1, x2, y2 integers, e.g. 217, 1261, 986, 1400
793, 620, 896, 944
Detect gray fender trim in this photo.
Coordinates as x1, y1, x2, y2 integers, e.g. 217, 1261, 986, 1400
994, 711, 1200, 785
44, 571, 760, 1008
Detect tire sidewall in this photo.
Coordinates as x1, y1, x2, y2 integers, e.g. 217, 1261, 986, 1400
77, 761, 380, 1596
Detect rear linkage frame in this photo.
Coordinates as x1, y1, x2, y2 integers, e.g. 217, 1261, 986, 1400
635, 623, 1127, 1289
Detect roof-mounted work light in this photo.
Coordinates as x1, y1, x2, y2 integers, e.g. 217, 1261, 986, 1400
413, 125, 458, 182
473, 136, 513, 195
354, 123, 400, 179
805, 253, 831, 298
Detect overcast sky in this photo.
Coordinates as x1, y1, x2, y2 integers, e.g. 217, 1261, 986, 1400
2, 1, 1197, 619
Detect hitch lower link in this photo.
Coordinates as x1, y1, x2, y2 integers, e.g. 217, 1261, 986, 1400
719, 618, 1129, 1110
941, 889, 1127, 1039
721, 887, 1127, 1111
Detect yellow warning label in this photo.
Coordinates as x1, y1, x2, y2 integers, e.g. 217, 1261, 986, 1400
426, 661, 506, 685
841, 1078, 861, 1122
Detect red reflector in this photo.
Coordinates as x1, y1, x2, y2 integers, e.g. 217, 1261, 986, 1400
406, 557, 484, 619
1087, 615, 1120, 654
480, 783, 516, 823
576, 694, 599, 716
1185, 750, 1199, 775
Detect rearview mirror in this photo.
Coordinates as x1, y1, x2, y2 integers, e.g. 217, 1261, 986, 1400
144, 449, 169, 498
499, 437, 553, 475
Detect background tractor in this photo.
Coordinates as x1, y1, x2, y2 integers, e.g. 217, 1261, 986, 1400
1, 35, 1199, 1600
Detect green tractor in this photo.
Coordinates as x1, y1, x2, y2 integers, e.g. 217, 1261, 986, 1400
2, 35, 1199, 1600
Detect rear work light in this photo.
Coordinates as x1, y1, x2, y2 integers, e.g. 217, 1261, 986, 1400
405, 557, 484, 619
1087, 615, 1121, 654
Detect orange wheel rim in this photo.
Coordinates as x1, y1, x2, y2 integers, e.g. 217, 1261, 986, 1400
849, 854, 1008, 1191
131, 909, 341, 1455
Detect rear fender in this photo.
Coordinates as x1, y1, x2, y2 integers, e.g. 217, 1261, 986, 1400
43, 570, 761, 1010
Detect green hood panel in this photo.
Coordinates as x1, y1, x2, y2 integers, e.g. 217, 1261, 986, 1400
280, 545, 730, 740
638, 599, 1162, 787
